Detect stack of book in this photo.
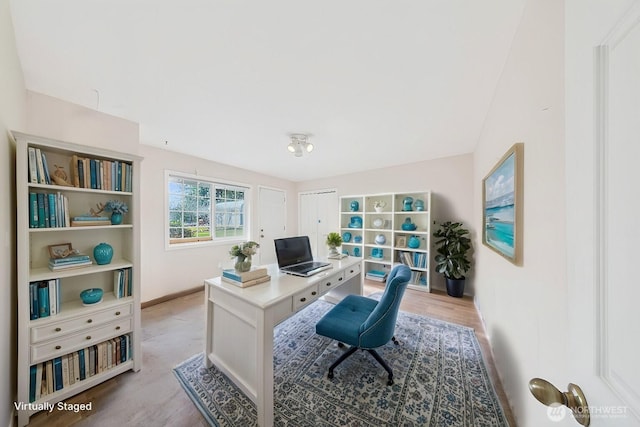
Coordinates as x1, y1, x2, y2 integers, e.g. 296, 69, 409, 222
48, 254, 92, 271
221, 267, 270, 288
71, 216, 111, 227
365, 269, 388, 282
29, 279, 61, 319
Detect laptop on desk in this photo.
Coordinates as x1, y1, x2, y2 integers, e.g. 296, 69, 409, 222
274, 236, 332, 277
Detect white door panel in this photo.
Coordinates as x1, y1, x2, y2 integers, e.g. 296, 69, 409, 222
258, 187, 286, 265
565, 2, 640, 425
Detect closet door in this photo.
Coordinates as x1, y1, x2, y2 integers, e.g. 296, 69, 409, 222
299, 190, 338, 258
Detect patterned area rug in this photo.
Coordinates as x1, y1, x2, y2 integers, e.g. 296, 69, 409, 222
173, 299, 508, 426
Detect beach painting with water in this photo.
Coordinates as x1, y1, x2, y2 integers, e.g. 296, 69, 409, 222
483, 143, 523, 264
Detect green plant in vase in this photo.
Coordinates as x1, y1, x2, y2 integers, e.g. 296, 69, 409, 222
229, 241, 260, 272
326, 232, 343, 257
433, 221, 472, 297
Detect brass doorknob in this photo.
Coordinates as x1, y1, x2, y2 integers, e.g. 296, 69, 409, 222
529, 378, 590, 426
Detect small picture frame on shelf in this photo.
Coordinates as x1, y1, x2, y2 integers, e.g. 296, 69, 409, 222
396, 236, 406, 248
48, 242, 73, 259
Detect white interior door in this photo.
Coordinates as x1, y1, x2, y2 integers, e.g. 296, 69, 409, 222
298, 190, 338, 258
257, 187, 286, 265
566, 2, 640, 425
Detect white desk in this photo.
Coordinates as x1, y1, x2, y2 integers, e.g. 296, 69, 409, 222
204, 256, 362, 427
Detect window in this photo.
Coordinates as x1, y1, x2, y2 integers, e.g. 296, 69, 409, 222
167, 172, 249, 246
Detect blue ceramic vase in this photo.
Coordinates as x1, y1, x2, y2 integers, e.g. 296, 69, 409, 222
402, 197, 414, 211
111, 213, 123, 225
93, 242, 113, 265
350, 200, 359, 212
408, 236, 421, 249
401, 217, 417, 231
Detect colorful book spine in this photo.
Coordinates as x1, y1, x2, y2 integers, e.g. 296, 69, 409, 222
37, 193, 45, 228
29, 193, 38, 228
37, 283, 50, 318
50, 255, 91, 264
53, 357, 63, 391
29, 282, 39, 320
89, 159, 97, 189
28, 147, 38, 183
47, 193, 57, 228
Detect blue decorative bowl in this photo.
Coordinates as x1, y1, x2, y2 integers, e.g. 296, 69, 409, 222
401, 222, 417, 231
80, 288, 103, 305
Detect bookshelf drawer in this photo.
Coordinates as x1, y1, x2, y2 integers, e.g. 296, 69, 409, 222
31, 318, 133, 364
31, 302, 133, 344
292, 285, 320, 311
319, 271, 345, 294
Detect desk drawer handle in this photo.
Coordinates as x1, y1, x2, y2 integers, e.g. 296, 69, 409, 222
325, 282, 332, 287
87, 319, 93, 324
116, 326, 121, 330
115, 311, 121, 316
300, 297, 306, 302
86, 336, 92, 340
311, 291, 317, 296
55, 327, 62, 332
55, 345, 61, 350
350, 269, 354, 274
338, 277, 343, 281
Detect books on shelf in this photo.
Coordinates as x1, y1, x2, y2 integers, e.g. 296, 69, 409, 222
29, 279, 61, 320
71, 216, 111, 227
113, 268, 133, 298
27, 147, 51, 185
221, 267, 270, 288
365, 269, 388, 282
397, 251, 427, 269
26, 146, 133, 191
48, 255, 92, 271
28, 334, 132, 402
70, 155, 133, 192
29, 191, 70, 228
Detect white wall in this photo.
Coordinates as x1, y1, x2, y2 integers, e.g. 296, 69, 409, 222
25, 91, 140, 155
472, 0, 566, 425
297, 153, 474, 293
139, 144, 297, 302
0, 0, 26, 424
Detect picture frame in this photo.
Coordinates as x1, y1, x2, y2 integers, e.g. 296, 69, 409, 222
482, 143, 524, 265
396, 236, 407, 248
48, 242, 73, 259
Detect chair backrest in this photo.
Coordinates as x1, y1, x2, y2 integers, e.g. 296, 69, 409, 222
358, 264, 411, 348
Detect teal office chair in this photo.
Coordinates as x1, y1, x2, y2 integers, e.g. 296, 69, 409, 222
315, 264, 411, 385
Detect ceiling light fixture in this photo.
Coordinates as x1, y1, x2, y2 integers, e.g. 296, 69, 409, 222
287, 133, 314, 157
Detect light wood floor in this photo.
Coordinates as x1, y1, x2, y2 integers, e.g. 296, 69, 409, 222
26, 283, 516, 427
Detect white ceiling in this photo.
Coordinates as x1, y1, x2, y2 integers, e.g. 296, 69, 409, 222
10, 0, 525, 182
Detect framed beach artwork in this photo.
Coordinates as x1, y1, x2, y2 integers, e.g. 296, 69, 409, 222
482, 143, 524, 265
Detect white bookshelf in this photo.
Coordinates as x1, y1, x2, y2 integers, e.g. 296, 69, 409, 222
339, 191, 431, 292
13, 131, 142, 426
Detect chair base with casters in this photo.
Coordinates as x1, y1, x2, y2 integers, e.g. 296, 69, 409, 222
315, 264, 411, 386
328, 339, 401, 385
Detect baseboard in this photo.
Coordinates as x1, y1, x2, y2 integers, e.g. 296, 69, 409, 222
141, 285, 204, 309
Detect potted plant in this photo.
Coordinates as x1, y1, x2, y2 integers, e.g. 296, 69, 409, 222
104, 200, 128, 225
229, 241, 260, 272
433, 221, 472, 297
326, 232, 343, 257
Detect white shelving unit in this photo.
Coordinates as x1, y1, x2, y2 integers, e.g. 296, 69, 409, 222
14, 131, 142, 426
339, 191, 431, 292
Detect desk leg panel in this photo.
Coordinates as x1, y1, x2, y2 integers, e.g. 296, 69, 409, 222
207, 290, 260, 402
